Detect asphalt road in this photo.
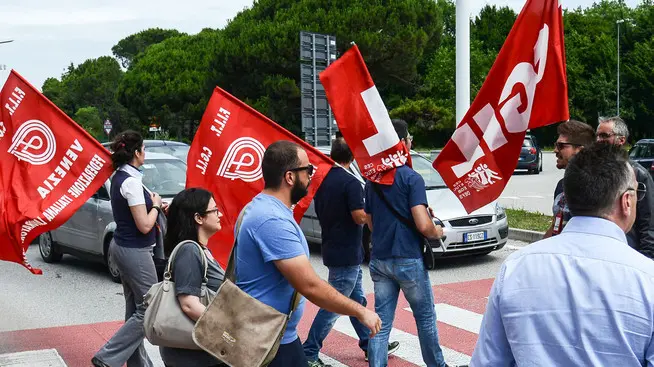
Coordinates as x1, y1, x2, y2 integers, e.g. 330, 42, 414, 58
499, 152, 562, 215
0, 240, 527, 333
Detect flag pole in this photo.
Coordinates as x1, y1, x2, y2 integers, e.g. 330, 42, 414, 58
456, 0, 471, 125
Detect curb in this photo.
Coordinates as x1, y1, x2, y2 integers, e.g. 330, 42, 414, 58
508, 228, 544, 243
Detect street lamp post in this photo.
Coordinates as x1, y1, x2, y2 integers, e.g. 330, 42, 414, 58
616, 19, 631, 116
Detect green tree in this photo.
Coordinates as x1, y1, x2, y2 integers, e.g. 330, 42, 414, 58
74, 106, 104, 141
112, 28, 186, 68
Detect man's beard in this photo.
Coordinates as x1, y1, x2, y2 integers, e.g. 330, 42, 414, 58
290, 178, 310, 204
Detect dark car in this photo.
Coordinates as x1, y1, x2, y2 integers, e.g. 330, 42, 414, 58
102, 140, 190, 162
516, 135, 543, 174
629, 139, 654, 174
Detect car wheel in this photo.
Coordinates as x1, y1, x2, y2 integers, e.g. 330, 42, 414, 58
105, 239, 121, 283
39, 232, 63, 263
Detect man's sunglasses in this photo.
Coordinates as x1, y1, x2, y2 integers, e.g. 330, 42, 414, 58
555, 142, 582, 150
288, 164, 315, 176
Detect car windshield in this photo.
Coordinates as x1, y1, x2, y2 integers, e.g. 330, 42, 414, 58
147, 145, 190, 162
411, 153, 447, 189
140, 159, 187, 197
630, 144, 654, 159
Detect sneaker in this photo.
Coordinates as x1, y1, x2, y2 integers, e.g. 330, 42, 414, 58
364, 341, 401, 361
307, 359, 332, 367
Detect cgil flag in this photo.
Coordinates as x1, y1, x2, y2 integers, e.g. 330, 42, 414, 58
433, 0, 569, 213
186, 87, 333, 267
0, 70, 113, 274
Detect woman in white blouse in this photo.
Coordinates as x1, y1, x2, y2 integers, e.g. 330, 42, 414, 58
92, 130, 164, 367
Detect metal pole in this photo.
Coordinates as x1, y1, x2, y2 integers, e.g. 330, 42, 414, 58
456, 0, 471, 124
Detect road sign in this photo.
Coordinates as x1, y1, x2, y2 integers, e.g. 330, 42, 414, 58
103, 120, 112, 135
149, 124, 161, 132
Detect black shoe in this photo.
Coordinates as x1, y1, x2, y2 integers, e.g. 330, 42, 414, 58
364, 341, 401, 361
446, 364, 469, 367
91, 357, 110, 367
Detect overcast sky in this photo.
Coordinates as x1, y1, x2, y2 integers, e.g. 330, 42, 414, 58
0, 0, 642, 89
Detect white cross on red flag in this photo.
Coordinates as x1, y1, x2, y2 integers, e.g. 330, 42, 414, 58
320, 45, 411, 186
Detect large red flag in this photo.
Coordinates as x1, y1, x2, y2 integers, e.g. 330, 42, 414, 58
0, 70, 113, 273
320, 45, 410, 185
434, 0, 568, 213
186, 87, 333, 267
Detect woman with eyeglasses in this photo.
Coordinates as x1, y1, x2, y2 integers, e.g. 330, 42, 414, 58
159, 187, 227, 367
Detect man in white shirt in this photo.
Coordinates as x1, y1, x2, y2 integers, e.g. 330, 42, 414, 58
472, 143, 654, 366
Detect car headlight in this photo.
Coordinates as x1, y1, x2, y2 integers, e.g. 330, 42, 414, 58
495, 203, 506, 220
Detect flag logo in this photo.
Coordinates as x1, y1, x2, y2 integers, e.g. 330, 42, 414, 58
8, 119, 57, 165
216, 137, 266, 182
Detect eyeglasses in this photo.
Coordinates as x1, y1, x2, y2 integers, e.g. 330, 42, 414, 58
201, 208, 221, 216
555, 142, 582, 150
624, 182, 647, 202
288, 164, 315, 176
597, 132, 620, 140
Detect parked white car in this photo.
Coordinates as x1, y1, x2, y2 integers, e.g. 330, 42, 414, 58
300, 148, 509, 260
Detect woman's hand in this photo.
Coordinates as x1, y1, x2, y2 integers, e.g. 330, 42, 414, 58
151, 192, 162, 208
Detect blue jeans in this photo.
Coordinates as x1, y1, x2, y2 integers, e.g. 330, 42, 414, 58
368, 258, 445, 367
303, 265, 369, 361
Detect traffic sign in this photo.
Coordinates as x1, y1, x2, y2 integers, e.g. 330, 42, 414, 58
149, 124, 161, 132
103, 119, 112, 135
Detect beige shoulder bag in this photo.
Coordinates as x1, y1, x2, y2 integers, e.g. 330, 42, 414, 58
192, 204, 300, 367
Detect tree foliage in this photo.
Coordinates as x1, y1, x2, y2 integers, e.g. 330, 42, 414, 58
40, 0, 654, 147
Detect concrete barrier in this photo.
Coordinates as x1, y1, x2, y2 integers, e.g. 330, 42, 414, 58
508, 228, 544, 243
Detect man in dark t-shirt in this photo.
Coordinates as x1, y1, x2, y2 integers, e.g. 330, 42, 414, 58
303, 138, 398, 366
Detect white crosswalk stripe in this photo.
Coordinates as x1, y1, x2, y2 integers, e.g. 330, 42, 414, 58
332, 314, 472, 366
403, 303, 484, 334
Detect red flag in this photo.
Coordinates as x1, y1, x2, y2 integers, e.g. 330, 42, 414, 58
434, 0, 568, 213
186, 87, 333, 267
320, 45, 410, 185
0, 70, 113, 273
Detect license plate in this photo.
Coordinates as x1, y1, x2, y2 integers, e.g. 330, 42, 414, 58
464, 231, 486, 243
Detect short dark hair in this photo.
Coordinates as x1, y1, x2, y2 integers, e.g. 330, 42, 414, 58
564, 142, 632, 217
330, 137, 353, 164
110, 130, 143, 170
392, 119, 408, 140
164, 187, 214, 257
262, 140, 301, 189
557, 120, 595, 146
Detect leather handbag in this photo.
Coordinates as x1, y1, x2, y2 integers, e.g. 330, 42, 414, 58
192, 205, 300, 367
143, 240, 216, 350
372, 183, 444, 270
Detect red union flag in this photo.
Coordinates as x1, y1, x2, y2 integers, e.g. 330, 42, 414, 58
187, 87, 333, 267
0, 70, 113, 273
434, 0, 569, 213
320, 45, 410, 185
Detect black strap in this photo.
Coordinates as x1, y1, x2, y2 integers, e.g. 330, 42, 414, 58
226, 202, 300, 316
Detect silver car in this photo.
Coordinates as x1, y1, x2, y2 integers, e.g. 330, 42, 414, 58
38, 152, 187, 282
300, 148, 509, 259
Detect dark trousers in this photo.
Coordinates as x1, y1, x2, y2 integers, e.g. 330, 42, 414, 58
268, 338, 308, 367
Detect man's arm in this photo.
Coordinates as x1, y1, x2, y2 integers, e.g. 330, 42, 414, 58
411, 205, 443, 239
274, 256, 381, 337
470, 264, 515, 366
351, 209, 367, 225
635, 165, 654, 258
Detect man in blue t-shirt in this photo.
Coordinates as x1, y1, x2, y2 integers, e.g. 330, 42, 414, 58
364, 119, 455, 367
302, 138, 399, 366
235, 140, 381, 367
